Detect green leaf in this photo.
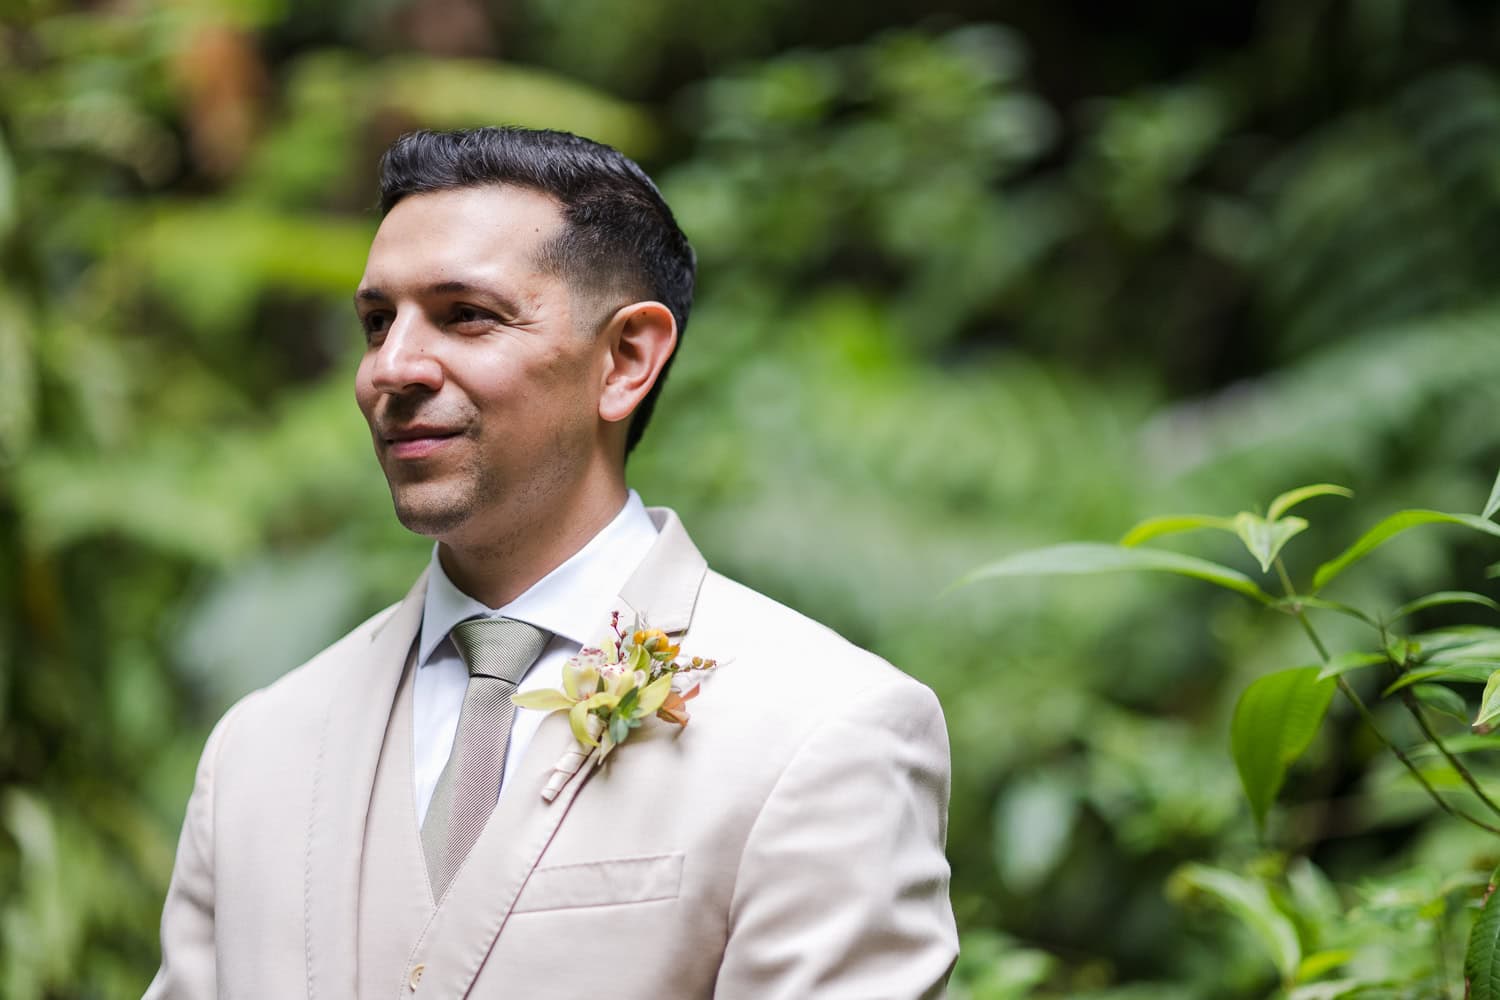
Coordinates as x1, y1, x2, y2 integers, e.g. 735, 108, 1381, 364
1119, 513, 1235, 547
1383, 662, 1500, 695
1234, 512, 1309, 573
510, 689, 575, 712
1414, 627, 1500, 657
1428, 642, 1500, 663
960, 542, 1275, 604
626, 643, 650, 674
570, 700, 598, 746
1476, 670, 1500, 732
1313, 510, 1500, 592
1294, 949, 1356, 983
1314, 651, 1387, 681
1267, 483, 1354, 520
636, 674, 673, 716
1485, 467, 1500, 521
1411, 683, 1471, 723
1168, 863, 1301, 980
1285, 858, 1341, 925
1465, 868, 1500, 1000
1390, 591, 1500, 622
608, 713, 631, 745
1231, 667, 1336, 831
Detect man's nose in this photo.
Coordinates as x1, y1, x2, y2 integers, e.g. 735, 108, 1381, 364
369, 313, 443, 394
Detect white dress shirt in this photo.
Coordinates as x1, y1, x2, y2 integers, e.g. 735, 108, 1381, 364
411, 491, 660, 824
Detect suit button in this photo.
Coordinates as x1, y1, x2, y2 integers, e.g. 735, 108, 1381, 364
408, 964, 425, 990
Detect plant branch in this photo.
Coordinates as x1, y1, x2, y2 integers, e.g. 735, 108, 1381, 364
1274, 559, 1298, 602
1400, 689, 1500, 820
1380, 600, 1500, 823
1332, 676, 1500, 834
1273, 558, 1500, 837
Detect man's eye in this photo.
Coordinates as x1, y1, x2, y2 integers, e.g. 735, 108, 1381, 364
452, 306, 491, 325
361, 313, 391, 338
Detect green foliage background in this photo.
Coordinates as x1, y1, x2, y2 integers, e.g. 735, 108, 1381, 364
6, 0, 1500, 996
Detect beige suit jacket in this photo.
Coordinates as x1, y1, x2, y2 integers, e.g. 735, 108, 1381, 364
146, 508, 957, 998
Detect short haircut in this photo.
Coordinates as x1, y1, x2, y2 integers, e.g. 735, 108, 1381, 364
376, 127, 696, 455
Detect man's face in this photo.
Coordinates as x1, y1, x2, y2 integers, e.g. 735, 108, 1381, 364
353, 184, 611, 546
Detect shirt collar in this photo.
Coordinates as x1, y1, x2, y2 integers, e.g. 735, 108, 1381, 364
417, 490, 660, 666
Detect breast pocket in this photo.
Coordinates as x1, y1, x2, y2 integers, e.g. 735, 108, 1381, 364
513, 853, 684, 914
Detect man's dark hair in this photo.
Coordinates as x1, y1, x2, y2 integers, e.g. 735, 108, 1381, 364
377, 126, 696, 455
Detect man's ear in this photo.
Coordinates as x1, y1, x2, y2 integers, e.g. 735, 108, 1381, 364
598, 301, 677, 425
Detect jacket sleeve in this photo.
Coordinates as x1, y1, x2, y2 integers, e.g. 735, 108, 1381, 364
143, 700, 246, 1000
714, 675, 958, 999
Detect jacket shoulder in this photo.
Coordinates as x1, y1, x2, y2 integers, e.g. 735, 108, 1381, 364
694, 570, 918, 681
684, 570, 942, 737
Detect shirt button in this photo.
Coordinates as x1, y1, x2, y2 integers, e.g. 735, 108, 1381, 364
409, 963, 426, 990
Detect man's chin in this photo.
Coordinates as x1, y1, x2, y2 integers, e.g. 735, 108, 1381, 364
390, 497, 471, 539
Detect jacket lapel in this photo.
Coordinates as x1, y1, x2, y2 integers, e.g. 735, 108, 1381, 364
303, 572, 426, 1000
409, 507, 708, 995
616, 507, 709, 634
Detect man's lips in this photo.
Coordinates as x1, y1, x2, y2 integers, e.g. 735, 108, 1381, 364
381, 426, 462, 459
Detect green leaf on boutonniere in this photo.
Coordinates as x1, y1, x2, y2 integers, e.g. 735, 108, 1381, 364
512, 689, 575, 712
638, 674, 673, 715
615, 684, 641, 719
570, 698, 601, 746
511, 611, 724, 769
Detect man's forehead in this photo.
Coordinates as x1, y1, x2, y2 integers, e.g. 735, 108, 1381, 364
358, 186, 566, 295
381, 183, 565, 233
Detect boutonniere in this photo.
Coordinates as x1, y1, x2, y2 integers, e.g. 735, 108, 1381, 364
512, 612, 719, 801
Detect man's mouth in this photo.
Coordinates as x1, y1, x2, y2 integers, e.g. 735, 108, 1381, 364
382, 425, 462, 460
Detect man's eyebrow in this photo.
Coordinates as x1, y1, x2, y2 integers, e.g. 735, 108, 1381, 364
428, 280, 487, 296
354, 287, 389, 305
353, 282, 520, 310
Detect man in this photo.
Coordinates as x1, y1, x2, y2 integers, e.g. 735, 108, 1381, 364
147, 126, 957, 999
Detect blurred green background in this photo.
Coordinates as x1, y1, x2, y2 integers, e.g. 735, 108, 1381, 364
7, 0, 1500, 996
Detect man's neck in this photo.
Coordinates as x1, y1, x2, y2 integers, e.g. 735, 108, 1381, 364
435, 482, 630, 609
